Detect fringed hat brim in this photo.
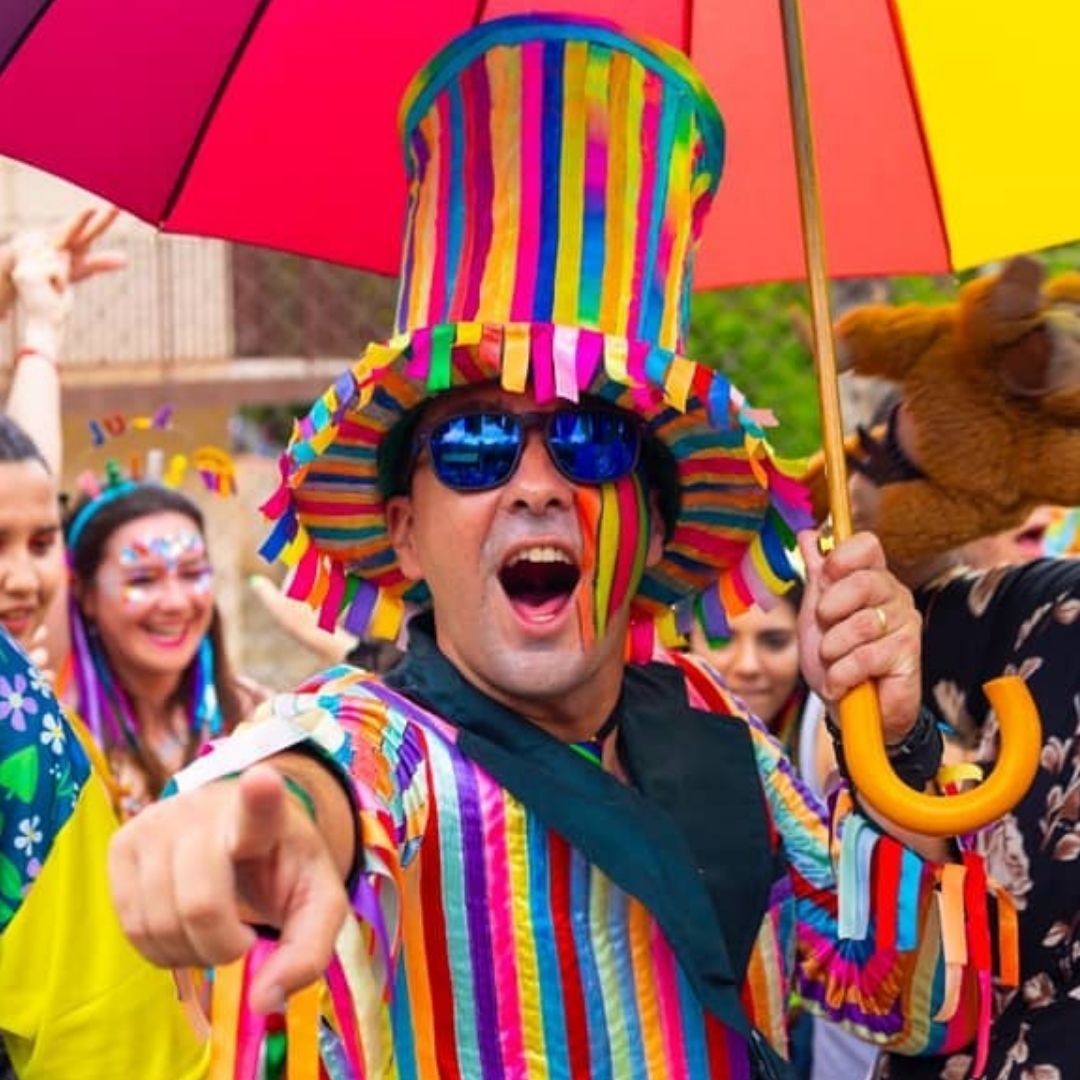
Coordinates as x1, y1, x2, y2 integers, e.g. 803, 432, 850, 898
260, 320, 812, 643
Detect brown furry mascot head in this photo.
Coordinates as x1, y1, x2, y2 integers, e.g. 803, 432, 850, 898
803, 257, 1080, 561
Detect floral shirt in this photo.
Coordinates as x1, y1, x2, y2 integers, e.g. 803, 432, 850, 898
0, 629, 207, 1079
0, 651, 77, 920
886, 558, 1080, 1080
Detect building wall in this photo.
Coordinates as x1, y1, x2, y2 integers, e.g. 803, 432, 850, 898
0, 157, 340, 690
0, 158, 234, 366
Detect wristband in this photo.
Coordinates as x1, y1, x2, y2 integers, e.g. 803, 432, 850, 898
826, 705, 944, 791
279, 773, 318, 821
14, 346, 56, 368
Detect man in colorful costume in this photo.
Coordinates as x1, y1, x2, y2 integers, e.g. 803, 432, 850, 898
109, 17, 1012, 1079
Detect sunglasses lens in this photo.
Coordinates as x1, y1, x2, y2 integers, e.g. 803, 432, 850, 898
428, 413, 522, 490
547, 410, 639, 483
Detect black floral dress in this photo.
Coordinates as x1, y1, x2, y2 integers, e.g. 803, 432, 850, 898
885, 559, 1080, 1080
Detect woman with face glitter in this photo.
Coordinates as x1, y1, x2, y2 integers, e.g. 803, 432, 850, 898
60, 482, 260, 818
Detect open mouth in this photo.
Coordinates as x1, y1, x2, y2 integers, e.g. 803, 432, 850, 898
142, 624, 191, 648
498, 545, 581, 622
0, 608, 37, 638
1015, 524, 1047, 550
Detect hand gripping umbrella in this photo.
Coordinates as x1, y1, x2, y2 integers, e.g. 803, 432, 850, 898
0, 0, 1055, 834
777, 0, 1041, 836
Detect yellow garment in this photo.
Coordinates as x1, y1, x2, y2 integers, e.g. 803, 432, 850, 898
64, 707, 124, 809
0, 771, 209, 1079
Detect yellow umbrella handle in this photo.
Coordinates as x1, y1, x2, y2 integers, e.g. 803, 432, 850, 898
838, 678, 1042, 836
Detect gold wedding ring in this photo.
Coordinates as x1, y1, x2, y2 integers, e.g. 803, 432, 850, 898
873, 605, 888, 635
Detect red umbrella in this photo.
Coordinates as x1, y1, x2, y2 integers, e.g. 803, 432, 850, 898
2, 0, 1051, 834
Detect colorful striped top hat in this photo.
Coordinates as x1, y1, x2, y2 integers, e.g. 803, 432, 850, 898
259, 14, 811, 647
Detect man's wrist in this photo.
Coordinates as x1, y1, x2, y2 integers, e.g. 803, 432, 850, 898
273, 749, 360, 884
825, 704, 944, 791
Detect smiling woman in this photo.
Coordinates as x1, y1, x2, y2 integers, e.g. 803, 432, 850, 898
0, 416, 63, 652
60, 483, 263, 818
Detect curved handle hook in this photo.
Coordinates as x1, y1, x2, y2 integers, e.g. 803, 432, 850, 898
839, 676, 1042, 837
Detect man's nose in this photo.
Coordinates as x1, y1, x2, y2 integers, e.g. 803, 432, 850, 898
504, 431, 574, 515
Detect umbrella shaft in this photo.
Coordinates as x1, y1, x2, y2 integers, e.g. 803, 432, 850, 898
779, 0, 853, 541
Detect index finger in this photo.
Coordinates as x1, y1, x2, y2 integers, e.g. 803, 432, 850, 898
227, 765, 291, 861
73, 206, 121, 250
820, 531, 886, 583
248, 869, 350, 1013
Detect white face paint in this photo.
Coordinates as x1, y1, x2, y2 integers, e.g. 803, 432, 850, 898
108, 530, 212, 611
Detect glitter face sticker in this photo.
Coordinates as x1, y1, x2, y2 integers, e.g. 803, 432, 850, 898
108, 530, 212, 609
573, 473, 650, 648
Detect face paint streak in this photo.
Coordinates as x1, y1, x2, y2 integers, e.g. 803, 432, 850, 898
573, 475, 650, 646
573, 488, 602, 650
608, 474, 649, 619
593, 483, 621, 637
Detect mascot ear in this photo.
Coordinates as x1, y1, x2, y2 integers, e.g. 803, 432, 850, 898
985, 256, 1045, 321
833, 303, 953, 381
1042, 271, 1080, 306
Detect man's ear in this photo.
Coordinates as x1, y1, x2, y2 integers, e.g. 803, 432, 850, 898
644, 490, 666, 568
385, 494, 424, 582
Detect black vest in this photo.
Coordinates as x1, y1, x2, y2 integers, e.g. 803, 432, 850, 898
385, 621, 792, 1079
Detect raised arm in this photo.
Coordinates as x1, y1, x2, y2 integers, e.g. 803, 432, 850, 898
5, 206, 126, 475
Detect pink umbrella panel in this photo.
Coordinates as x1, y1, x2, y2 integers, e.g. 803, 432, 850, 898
1, 0, 958, 287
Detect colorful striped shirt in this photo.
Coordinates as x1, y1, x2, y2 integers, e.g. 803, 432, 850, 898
216, 625, 1005, 1079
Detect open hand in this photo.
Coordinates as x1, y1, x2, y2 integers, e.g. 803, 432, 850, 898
1, 205, 126, 323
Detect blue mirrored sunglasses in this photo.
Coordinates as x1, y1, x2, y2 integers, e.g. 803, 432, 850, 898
410, 408, 642, 492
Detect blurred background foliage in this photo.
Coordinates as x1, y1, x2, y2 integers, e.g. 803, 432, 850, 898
238, 241, 1080, 461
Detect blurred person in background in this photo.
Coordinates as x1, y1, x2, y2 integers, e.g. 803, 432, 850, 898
803, 282, 1080, 1076
1, 210, 263, 818
0, 625, 208, 1078
0, 208, 123, 673
0, 214, 207, 1077
689, 582, 835, 794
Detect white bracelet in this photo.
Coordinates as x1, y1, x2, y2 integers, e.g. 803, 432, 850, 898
170, 696, 343, 795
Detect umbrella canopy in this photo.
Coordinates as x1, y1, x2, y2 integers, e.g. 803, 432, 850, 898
1, 0, 1078, 286
0, 1, 1051, 839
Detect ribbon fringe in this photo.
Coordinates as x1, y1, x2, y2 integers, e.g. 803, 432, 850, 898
831, 790, 1020, 1076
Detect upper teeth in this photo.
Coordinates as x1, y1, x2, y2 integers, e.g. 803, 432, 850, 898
508, 546, 572, 566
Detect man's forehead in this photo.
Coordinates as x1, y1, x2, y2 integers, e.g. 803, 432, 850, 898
421, 383, 558, 423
